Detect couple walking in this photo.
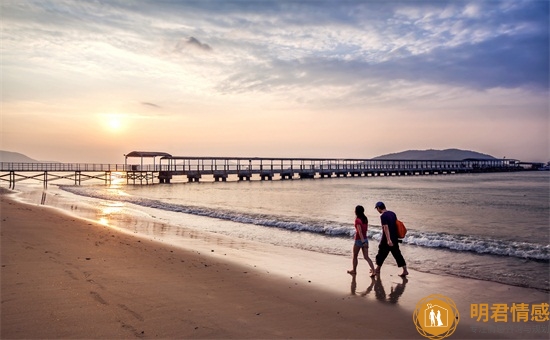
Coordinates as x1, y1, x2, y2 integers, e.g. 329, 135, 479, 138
347, 202, 409, 277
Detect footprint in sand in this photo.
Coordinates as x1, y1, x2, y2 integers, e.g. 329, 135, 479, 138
64, 270, 78, 280
89, 291, 109, 305
118, 304, 144, 321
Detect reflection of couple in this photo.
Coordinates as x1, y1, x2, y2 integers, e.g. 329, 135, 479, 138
429, 308, 443, 326
350, 274, 407, 304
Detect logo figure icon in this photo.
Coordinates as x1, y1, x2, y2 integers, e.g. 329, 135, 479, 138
426, 303, 447, 327
414, 294, 459, 339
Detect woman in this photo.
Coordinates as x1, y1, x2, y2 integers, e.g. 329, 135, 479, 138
347, 205, 376, 276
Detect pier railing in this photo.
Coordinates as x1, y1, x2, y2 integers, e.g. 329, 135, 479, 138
0, 162, 130, 189
156, 157, 517, 173
0, 163, 129, 172
151, 157, 521, 182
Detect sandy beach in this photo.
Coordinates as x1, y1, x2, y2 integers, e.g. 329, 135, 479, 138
1, 190, 548, 339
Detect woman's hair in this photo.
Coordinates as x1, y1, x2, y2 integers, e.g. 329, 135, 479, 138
355, 205, 368, 224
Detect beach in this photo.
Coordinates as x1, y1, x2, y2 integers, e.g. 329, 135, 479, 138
1, 190, 549, 339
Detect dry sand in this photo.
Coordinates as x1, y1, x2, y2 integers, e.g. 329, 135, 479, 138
1, 190, 548, 339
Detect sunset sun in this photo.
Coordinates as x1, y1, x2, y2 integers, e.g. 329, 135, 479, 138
108, 117, 122, 130
103, 114, 125, 132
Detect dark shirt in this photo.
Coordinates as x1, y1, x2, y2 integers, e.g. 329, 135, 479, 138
380, 210, 398, 243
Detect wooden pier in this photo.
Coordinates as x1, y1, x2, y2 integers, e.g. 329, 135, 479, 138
0, 163, 128, 189
150, 156, 522, 183
0, 152, 526, 188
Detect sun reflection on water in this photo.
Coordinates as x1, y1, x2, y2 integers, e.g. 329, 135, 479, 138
105, 172, 131, 197
98, 201, 125, 225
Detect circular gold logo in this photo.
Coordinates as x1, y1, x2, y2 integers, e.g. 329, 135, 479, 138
413, 294, 460, 339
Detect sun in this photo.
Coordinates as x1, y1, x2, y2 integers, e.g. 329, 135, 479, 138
108, 117, 122, 130
103, 114, 125, 132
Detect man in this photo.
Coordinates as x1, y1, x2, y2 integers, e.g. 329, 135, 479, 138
374, 201, 409, 277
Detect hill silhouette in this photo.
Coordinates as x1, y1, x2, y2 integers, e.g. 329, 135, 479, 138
0, 150, 40, 162
373, 148, 497, 161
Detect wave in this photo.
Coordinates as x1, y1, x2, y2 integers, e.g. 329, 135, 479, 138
61, 186, 549, 262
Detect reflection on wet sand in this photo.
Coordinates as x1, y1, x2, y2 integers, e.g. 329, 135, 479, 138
98, 202, 125, 226
350, 274, 408, 304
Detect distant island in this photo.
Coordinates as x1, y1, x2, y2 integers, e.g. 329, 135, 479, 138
373, 148, 497, 161
0, 150, 40, 163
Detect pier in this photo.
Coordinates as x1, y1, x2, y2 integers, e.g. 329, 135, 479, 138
0, 163, 126, 189
149, 155, 522, 183
0, 151, 529, 188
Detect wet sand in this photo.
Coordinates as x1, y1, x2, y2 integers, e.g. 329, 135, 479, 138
1, 190, 548, 339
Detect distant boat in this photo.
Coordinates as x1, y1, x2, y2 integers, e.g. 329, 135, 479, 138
539, 164, 550, 171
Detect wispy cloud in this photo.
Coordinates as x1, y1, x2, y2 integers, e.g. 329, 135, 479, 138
141, 102, 161, 108
3, 0, 546, 95
176, 37, 212, 52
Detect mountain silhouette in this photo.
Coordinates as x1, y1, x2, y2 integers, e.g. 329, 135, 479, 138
373, 148, 497, 161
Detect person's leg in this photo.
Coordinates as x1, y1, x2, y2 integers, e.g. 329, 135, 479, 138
348, 245, 360, 274
390, 244, 409, 276
375, 243, 390, 274
361, 246, 375, 276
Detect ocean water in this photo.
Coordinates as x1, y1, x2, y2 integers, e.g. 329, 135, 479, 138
14, 171, 550, 291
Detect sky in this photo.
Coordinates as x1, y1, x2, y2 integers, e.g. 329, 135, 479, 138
1, 0, 548, 163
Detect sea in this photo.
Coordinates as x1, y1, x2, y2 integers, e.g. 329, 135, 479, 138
12, 171, 550, 292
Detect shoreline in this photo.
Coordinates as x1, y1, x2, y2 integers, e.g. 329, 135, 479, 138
36, 183, 550, 292
1, 190, 549, 339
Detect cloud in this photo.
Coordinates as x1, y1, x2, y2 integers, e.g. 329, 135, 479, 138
174, 37, 212, 53
3, 1, 548, 103
411, 33, 548, 90
217, 29, 548, 98
141, 102, 161, 108
212, 0, 548, 100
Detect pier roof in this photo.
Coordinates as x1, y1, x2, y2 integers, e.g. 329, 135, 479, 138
125, 151, 172, 158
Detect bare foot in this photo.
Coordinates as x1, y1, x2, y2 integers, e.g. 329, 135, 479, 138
369, 268, 376, 277
347, 270, 356, 275
398, 270, 409, 277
